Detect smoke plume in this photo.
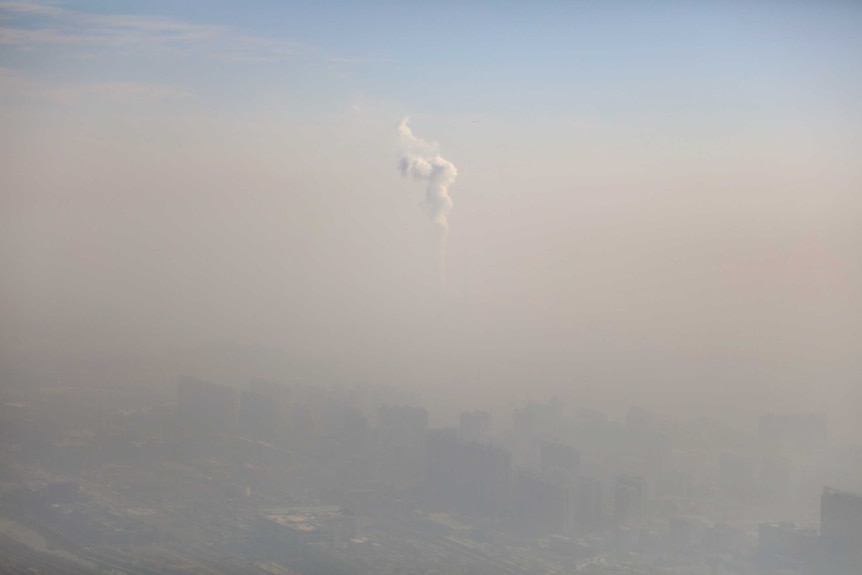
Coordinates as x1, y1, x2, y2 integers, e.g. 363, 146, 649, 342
397, 118, 458, 284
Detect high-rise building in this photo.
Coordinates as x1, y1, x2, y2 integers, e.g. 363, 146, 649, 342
513, 400, 565, 440
821, 487, 862, 569
757, 522, 819, 568
513, 470, 573, 534
718, 451, 755, 498
614, 475, 647, 528
539, 441, 580, 483
459, 410, 492, 444
378, 405, 427, 447
377, 406, 428, 487
575, 476, 603, 531
759, 453, 794, 500
325, 400, 369, 449
760, 412, 828, 449
426, 430, 511, 517
240, 389, 283, 443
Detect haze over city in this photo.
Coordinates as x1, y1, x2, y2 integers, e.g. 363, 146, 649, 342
1, 2, 861, 574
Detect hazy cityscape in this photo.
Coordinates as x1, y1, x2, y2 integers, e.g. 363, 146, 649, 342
2, 1, 861, 574
2, 356, 862, 574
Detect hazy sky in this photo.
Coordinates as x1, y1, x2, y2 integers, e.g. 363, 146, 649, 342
1, 1, 860, 421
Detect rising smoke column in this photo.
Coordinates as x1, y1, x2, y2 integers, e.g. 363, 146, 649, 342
397, 118, 458, 285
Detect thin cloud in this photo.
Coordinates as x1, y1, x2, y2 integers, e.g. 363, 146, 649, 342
0, 66, 191, 104
0, 1, 306, 61
0, 1, 65, 16
0, 26, 106, 46
328, 55, 388, 65
52, 80, 193, 103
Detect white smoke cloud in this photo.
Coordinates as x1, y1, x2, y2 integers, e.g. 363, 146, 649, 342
397, 117, 457, 232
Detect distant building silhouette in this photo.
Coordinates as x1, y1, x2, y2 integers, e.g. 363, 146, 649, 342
614, 475, 647, 528
325, 400, 369, 449
513, 399, 565, 440
757, 522, 819, 569
718, 451, 755, 498
575, 476, 604, 531
177, 377, 240, 436
626, 406, 655, 430
821, 487, 862, 570
426, 430, 511, 517
240, 388, 284, 443
539, 440, 579, 483
459, 410, 492, 444
760, 412, 828, 449
377, 405, 428, 487
513, 470, 572, 534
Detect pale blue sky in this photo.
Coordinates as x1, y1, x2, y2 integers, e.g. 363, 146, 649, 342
2, 1, 860, 122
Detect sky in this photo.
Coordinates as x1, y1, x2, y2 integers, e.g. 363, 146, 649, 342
1, 1, 861, 425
